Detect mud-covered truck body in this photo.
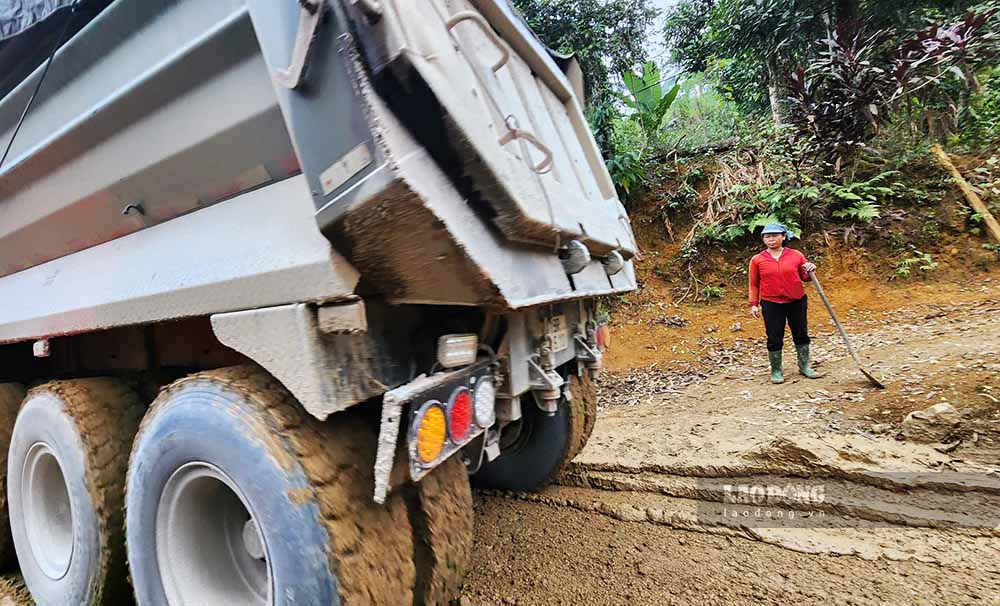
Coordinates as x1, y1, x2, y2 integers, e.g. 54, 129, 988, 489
0, 0, 636, 604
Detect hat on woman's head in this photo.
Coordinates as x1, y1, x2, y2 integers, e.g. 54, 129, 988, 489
761, 223, 794, 240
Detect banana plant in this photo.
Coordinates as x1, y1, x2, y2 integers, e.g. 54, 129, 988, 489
621, 61, 681, 145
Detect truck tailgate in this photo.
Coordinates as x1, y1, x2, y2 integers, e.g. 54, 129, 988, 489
353, 0, 636, 258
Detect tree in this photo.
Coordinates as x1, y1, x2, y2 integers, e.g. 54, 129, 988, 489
786, 5, 1000, 164
704, 0, 829, 124
663, 0, 716, 73
662, 0, 972, 123
512, 0, 659, 106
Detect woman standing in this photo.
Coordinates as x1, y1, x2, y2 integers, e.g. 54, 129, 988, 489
748, 224, 821, 384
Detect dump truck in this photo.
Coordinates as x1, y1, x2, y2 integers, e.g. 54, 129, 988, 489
0, 0, 637, 604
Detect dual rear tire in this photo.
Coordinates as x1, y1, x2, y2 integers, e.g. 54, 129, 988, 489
7, 379, 142, 606
127, 366, 421, 606
473, 371, 597, 491
3, 368, 473, 606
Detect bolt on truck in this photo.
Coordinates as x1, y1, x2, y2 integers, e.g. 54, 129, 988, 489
0, 0, 637, 604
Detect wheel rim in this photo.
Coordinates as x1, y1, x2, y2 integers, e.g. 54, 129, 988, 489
156, 463, 271, 606
22, 443, 74, 580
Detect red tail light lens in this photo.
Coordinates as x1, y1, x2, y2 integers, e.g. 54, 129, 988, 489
448, 388, 473, 442
596, 325, 609, 351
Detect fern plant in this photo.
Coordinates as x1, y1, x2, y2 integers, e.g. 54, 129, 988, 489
825, 171, 899, 223
893, 250, 938, 279
700, 285, 725, 300
605, 149, 646, 198
832, 200, 882, 222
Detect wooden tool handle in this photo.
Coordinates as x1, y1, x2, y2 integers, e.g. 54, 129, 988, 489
808, 270, 864, 366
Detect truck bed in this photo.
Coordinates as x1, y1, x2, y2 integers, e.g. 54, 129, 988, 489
0, 0, 637, 344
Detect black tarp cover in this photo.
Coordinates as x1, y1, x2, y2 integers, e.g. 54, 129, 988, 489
0, 0, 111, 100
0, 0, 76, 41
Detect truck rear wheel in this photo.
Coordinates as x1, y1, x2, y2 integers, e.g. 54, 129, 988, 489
7, 379, 142, 606
565, 372, 598, 463
473, 370, 597, 492
408, 456, 473, 606
126, 366, 416, 606
0, 383, 26, 566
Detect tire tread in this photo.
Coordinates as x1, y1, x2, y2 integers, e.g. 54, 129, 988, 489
135, 365, 415, 606
408, 456, 473, 606
26, 378, 144, 605
0, 383, 26, 565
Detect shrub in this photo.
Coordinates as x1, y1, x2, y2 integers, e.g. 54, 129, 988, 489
700, 284, 725, 300
894, 250, 939, 278
659, 73, 749, 152
825, 171, 900, 223
787, 8, 1000, 166
955, 66, 1000, 148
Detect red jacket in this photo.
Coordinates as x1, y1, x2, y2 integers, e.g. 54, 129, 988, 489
749, 248, 812, 306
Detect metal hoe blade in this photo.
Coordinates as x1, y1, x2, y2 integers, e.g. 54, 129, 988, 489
808, 270, 885, 389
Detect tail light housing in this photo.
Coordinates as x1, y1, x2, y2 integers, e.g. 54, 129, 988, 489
403, 360, 494, 483
437, 334, 478, 369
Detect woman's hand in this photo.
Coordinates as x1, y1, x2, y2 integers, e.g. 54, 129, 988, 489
803, 262, 817, 273
750, 305, 760, 319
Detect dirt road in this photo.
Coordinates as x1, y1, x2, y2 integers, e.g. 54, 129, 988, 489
460, 282, 1000, 605
0, 284, 995, 604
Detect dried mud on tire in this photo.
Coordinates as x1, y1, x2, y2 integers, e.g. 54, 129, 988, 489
408, 456, 474, 606
0, 384, 25, 565
0, 575, 31, 605
557, 372, 599, 479
130, 366, 416, 606
569, 372, 598, 461
11, 379, 143, 606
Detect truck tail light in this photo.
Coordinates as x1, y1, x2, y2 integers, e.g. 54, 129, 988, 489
473, 376, 496, 427
437, 334, 478, 369
447, 388, 473, 442
414, 402, 447, 464
596, 324, 610, 351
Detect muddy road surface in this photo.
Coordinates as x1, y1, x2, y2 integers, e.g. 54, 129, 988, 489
460, 283, 1000, 605
0, 285, 996, 604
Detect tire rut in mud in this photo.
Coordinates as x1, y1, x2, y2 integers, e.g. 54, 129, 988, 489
481, 459, 1000, 572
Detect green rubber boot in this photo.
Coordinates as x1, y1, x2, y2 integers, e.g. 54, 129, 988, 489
768, 350, 784, 384
796, 343, 820, 378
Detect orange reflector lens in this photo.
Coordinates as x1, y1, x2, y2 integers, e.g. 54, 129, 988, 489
449, 388, 473, 442
416, 404, 447, 464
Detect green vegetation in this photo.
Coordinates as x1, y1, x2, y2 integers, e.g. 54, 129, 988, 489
659, 73, 747, 151
513, 0, 999, 287
511, 0, 658, 107
894, 250, 939, 279
700, 285, 726, 300
621, 61, 680, 146
825, 172, 900, 223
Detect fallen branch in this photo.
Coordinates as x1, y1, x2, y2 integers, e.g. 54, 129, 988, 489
931, 144, 1000, 243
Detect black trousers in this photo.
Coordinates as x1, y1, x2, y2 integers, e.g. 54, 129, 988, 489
761, 296, 810, 352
